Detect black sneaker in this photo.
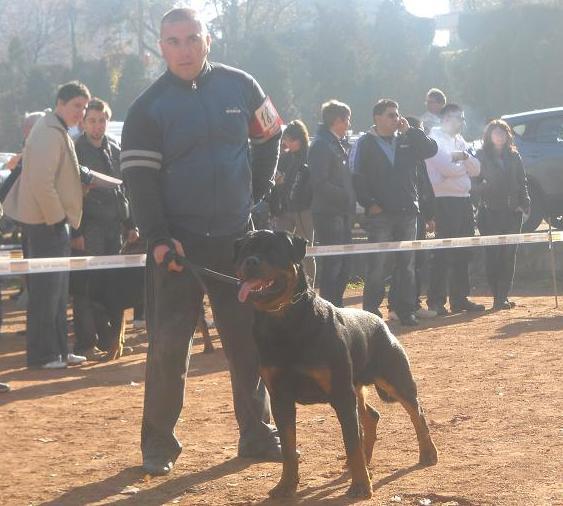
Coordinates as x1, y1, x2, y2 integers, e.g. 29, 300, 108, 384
429, 304, 449, 316
0, 383, 10, 393
450, 299, 486, 313
493, 298, 512, 310
399, 313, 418, 326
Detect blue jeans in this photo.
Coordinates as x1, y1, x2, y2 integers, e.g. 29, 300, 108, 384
24, 222, 71, 367
363, 212, 417, 316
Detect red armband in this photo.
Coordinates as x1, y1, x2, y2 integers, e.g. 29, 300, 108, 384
249, 97, 283, 143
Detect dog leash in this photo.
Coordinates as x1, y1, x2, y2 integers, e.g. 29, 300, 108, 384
162, 248, 240, 286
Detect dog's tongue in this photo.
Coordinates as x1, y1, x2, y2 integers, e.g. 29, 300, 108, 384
238, 279, 263, 303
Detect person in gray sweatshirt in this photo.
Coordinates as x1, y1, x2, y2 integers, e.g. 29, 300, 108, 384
425, 104, 485, 315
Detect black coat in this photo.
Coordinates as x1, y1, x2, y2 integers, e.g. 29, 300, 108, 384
308, 125, 355, 216
474, 149, 530, 211
74, 134, 127, 231
270, 149, 313, 216
351, 127, 437, 215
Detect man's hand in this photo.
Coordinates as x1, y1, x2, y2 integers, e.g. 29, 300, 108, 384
71, 236, 86, 252
368, 203, 383, 216
5, 153, 22, 171
126, 228, 140, 244
398, 116, 410, 134
153, 238, 185, 272
425, 219, 436, 234
451, 150, 469, 163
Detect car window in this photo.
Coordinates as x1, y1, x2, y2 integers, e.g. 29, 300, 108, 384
534, 116, 563, 143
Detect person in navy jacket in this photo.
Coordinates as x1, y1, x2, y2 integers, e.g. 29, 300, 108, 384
121, 7, 283, 476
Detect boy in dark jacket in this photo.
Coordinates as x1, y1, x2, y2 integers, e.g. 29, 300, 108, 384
308, 100, 355, 307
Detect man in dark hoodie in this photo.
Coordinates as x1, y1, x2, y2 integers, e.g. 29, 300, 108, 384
308, 100, 355, 307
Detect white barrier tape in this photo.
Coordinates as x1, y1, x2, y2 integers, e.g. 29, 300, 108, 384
307, 231, 563, 257
0, 231, 559, 275
0, 253, 146, 276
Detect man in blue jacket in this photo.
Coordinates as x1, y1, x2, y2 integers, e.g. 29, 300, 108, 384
121, 7, 283, 476
351, 99, 437, 326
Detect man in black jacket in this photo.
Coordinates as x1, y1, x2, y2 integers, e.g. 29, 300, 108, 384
121, 8, 282, 475
73, 98, 137, 357
309, 100, 355, 307
351, 99, 437, 326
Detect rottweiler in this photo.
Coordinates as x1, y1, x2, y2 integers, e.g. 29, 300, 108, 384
70, 242, 145, 360
234, 230, 438, 499
70, 241, 216, 359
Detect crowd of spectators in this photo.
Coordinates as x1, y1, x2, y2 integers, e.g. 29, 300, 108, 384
0, 11, 530, 422
0, 83, 530, 371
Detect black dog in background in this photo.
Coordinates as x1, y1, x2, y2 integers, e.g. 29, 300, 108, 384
70, 242, 215, 359
70, 242, 145, 359
234, 230, 438, 499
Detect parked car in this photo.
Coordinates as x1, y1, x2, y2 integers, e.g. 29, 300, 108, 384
502, 107, 563, 231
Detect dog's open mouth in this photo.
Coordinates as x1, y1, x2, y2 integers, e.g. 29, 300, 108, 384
238, 277, 283, 303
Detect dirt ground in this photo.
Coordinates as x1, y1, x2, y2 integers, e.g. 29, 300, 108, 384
0, 286, 562, 506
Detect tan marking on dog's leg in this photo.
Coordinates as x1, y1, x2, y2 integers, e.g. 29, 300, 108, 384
375, 379, 438, 466
197, 308, 214, 353
356, 386, 379, 465
268, 392, 299, 498
108, 311, 126, 360
346, 443, 372, 498
269, 424, 299, 498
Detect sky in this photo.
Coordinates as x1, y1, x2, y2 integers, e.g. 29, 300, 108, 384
403, 0, 450, 18
190, 0, 451, 20
404, 0, 451, 46
189, 0, 452, 46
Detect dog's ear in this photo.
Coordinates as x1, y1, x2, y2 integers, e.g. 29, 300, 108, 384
274, 231, 308, 263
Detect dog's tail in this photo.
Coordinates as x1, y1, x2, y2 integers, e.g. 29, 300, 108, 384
374, 385, 397, 404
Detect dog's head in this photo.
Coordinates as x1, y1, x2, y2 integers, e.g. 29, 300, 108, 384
234, 230, 308, 311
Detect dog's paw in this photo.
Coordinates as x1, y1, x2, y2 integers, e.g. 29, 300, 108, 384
268, 479, 298, 498
419, 445, 438, 466
346, 481, 372, 499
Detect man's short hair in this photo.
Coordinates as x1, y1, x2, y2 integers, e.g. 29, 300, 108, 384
440, 103, 463, 118
160, 7, 208, 36
372, 99, 398, 118
426, 88, 446, 105
56, 81, 91, 104
85, 98, 112, 120
321, 100, 351, 127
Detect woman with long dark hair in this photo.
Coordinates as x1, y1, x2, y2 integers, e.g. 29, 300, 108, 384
270, 120, 315, 284
475, 119, 530, 309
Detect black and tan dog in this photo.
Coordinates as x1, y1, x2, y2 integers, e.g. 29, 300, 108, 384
71, 241, 216, 360
234, 230, 438, 499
